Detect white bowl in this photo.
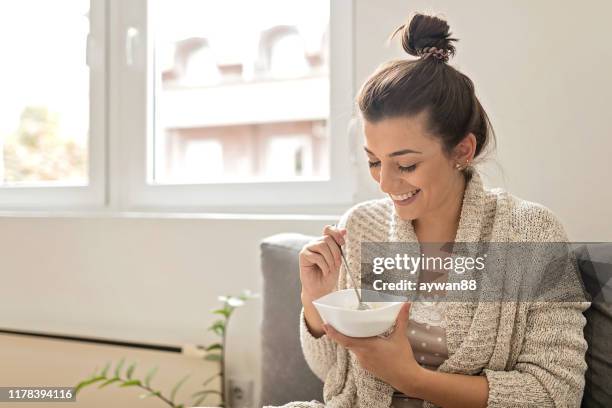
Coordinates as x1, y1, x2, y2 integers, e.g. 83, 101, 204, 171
312, 289, 407, 338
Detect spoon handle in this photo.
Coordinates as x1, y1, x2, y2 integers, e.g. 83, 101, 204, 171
333, 223, 368, 308
339, 246, 363, 304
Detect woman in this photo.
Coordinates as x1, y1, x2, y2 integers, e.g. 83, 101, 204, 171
271, 12, 590, 408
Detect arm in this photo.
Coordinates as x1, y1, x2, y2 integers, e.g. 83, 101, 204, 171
299, 214, 355, 382
472, 205, 589, 407
299, 300, 340, 382
404, 366, 488, 408
482, 300, 589, 407
300, 247, 355, 382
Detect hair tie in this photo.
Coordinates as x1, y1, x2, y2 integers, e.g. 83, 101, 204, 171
417, 46, 450, 62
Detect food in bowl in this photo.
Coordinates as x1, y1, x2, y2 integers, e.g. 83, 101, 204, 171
312, 289, 407, 337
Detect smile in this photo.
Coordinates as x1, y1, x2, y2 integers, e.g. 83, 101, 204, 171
389, 189, 421, 206
389, 189, 420, 200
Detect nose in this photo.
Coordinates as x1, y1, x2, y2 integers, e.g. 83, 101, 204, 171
378, 164, 402, 194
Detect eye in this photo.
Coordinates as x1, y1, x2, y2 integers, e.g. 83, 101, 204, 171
399, 164, 417, 173
368, 161, 381, 168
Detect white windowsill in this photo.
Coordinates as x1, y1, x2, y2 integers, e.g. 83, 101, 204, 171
0, 209, 343, 221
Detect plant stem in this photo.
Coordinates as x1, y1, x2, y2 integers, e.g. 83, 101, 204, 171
137, 382, 176, 407
221, 312, 231, 407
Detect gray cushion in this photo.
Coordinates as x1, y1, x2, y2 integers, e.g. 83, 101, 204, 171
575, 243, 612, 408
260, 233, 322, 407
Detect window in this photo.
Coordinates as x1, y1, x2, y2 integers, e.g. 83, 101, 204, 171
152, 0, 330, 184
0, 0, 355, 212
0, 0, 105, 209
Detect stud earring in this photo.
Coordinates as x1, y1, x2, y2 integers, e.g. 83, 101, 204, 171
455, 160, 470, 171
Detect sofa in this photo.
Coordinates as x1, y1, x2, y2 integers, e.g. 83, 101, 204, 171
259, 234, 611, 407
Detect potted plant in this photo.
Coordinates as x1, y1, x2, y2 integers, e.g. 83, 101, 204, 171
75, 289, 259, 407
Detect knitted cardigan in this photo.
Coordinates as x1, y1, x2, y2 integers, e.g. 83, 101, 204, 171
265, 167, 590, 408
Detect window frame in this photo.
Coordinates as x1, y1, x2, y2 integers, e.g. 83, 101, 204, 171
0, 0, 107, 210
0, 0, 357, 214
110, 0, 357, 212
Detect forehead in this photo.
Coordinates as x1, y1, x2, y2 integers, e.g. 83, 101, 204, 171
363, 111, 439, 155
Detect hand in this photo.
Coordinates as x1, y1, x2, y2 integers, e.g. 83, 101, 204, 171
323, 302, 423, 394
299, 224, 347, 302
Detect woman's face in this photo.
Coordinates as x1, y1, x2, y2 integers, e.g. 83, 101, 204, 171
363, 111, 469, 222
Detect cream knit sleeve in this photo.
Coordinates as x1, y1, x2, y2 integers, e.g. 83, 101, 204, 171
483, 204, 591, 407
299, 306, 340, 382
299, 207, 357, 382
482, 300, 589, 407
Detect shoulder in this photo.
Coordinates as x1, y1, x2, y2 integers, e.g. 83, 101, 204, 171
505, 192, 570, 242
338, 197, 393, 238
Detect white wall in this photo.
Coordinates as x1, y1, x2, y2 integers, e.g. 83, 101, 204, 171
355, 0, 612, 241
1, 1, 611, 407
0, 215, 334, 407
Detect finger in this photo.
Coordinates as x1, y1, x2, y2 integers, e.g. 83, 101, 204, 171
323, 324, 354, 349
325, 324, 377, 350
303, 249, 330, 277
393, 302, 411, 335
323, 235, 342, 271
324, 224, 346, 246
312, 239, 337, 273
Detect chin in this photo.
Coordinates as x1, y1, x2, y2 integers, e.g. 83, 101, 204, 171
394, 206, 418, 221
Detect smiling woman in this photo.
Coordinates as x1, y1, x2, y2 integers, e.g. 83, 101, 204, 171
278, 10, 591, 408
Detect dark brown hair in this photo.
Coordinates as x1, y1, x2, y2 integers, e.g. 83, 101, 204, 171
356, 13, 495, 162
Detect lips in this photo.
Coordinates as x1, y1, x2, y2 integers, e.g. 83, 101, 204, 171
389, 189, 420, 201
389, 189, 421, 206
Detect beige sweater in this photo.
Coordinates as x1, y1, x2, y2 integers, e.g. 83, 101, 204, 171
266, 168, 590, 408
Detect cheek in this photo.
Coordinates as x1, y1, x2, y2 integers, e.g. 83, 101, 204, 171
400, 171, 426, 190
416, 176, 451, 208
369, 168, 381, 183
401, 173, 433, 207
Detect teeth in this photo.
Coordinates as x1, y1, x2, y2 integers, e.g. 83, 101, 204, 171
390, 189, 419, 200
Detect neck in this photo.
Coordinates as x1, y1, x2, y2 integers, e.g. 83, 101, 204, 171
412, 172, 468, 243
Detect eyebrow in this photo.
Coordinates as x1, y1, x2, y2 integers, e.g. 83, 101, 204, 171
363, 146, 422, 157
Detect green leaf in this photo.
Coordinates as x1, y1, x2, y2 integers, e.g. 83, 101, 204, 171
205, 343, 222, 352
191, 389, 222, 398
204, 353, 222, 362
126, 362, 136, 379
100, 362, 111, 377
192, 389, 222, 405
119, 379, 141, 387
139, 391, 160, 399
201, 372, 220, 387
144, 366, 158, 388
193, 394, 209, 407
170, 373, 191, 403
239, 289, 259, 300
114, 358, 125, 378
98, 377, 121, 389
75, 376, 106, 395
208, 319, 225, 330
192, 390, 221, 407
212, 308, 230, 318
208, 320, 225, 336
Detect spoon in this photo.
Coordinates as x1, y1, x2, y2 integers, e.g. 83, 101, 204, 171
334, 224, 371, 311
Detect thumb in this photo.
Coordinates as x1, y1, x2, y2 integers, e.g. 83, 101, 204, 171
393, 302, 411, 336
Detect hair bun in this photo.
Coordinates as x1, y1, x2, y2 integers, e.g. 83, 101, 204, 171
391, 13, 458, 61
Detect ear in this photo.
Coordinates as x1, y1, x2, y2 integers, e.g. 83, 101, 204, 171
453, 132, 477, 163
